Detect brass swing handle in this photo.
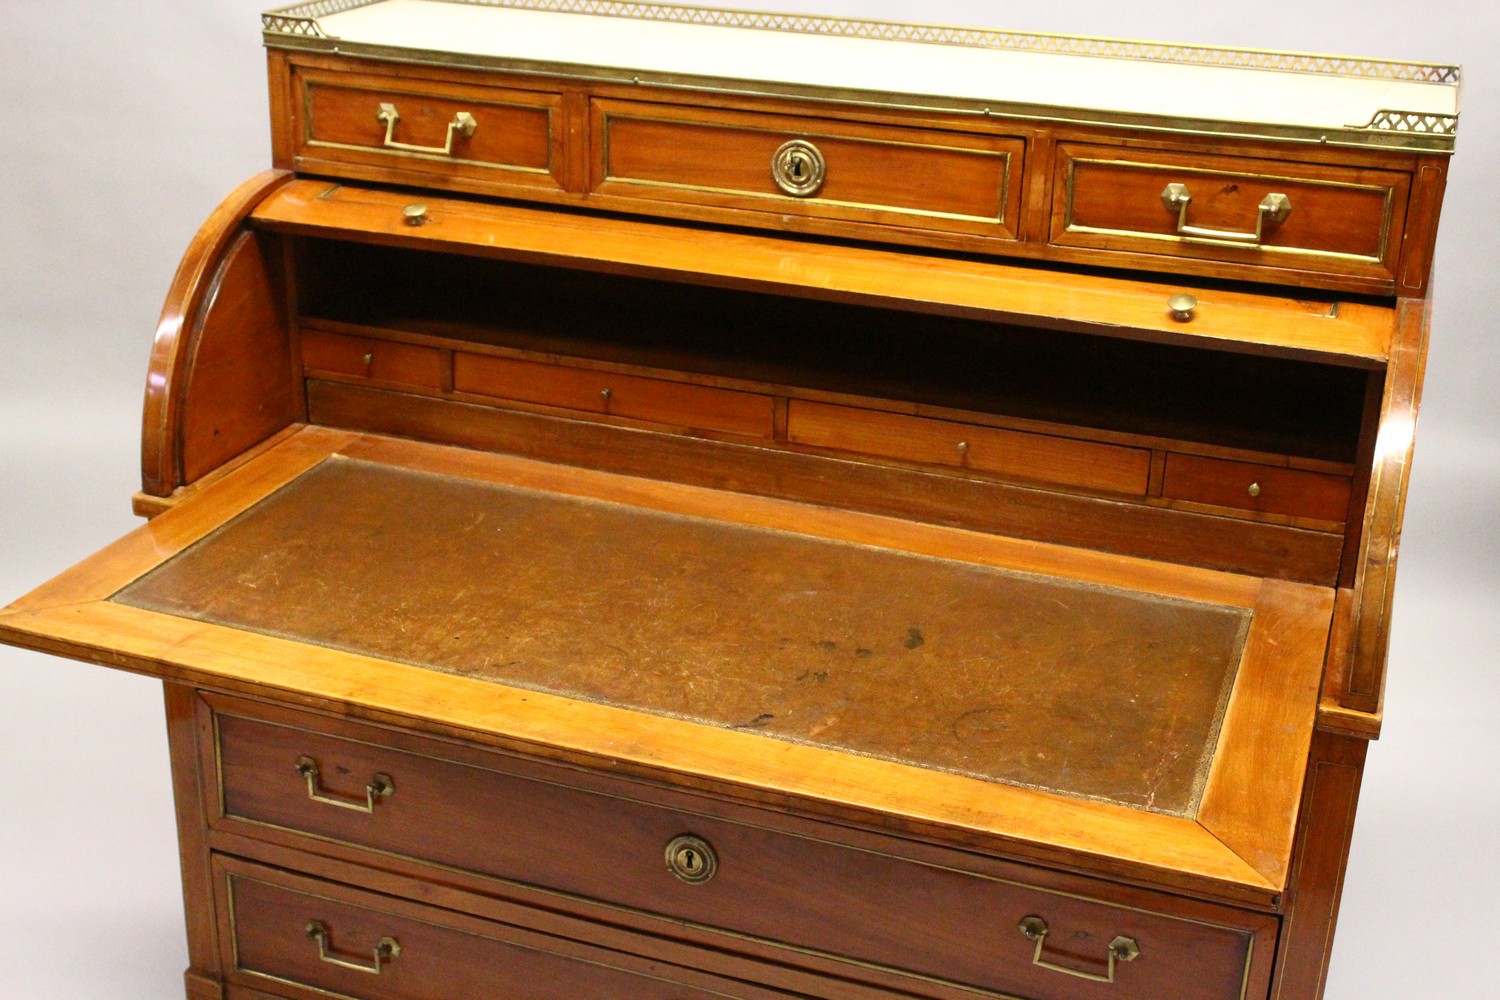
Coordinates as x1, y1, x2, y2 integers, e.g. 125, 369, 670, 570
376, 102, 478, 156
295, 755, 395, 813
1018, 916, 1140, 984
1161, 183, 1291, 245
306, 920, 400, 974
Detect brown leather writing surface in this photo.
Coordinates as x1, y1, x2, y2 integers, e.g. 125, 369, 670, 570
117, 456, 1247, 816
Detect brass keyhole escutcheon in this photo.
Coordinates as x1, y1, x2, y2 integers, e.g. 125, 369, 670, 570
772, 139, 826, 198
665, 834, 718, 884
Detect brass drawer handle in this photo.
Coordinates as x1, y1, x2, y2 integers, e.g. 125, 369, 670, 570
376, 102, 478, 156
1018, 916, 1140, 984
772, 139, 826, 197
665, 834, 718, 884
1161, 183, 1291, 245
306, 920, 400, 974
294, 755, 395, 813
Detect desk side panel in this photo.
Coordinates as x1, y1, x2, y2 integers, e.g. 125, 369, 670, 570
143, 171, 299, 499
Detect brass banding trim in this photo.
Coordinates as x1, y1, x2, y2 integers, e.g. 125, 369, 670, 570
599, 112, 1013, 225
300, 79, 558, 174
210, 705, 1261, 998
226, 867, 759, 1000
273, 41, 1456, 152
1062, 158, 1397, 265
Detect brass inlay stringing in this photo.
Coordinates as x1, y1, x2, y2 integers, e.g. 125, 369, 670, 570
1161, 183, 1292, 246
1063, 158, 1396, 264
306, 919, 401, 974
377, 101, 477, 155
212, 711, 1259, 1000
599, 112, 1011, 225
1018, 916, 1141, 985
263, 2, 1459, 151
295, 754, 395, 813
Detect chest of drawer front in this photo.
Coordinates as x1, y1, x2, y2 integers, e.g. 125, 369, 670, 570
590, 99, 1025, 242
454, 352, 777, 440
1052, 144, 1411, 286
302, 329, 445, 391
218, 856, 800, 1000
1162, 454, 1352, 522
291, 68, 567, 196
787, 399, 1152, 496
211, 702, 1274, 1000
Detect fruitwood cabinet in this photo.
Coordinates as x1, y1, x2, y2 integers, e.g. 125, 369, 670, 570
1, 3, 1459, 999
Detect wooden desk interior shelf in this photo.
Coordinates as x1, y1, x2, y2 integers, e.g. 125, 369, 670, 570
3, 2, 1457, 999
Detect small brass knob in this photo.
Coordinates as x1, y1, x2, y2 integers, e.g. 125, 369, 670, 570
1248, 482, 1263, 498
403, 203, 428, 226
1168, 293, 1198, 322
665, 834, 717, 884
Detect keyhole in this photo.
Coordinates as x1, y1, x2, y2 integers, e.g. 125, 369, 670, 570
789, 154, 807, 181
665, 835, 716, 883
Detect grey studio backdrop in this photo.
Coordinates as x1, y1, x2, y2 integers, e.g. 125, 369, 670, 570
1, 1, 1494, 998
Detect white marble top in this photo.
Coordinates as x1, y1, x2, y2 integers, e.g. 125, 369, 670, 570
266, 0, 1459, 149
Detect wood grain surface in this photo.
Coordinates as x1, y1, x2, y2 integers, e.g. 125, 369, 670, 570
251, 180, 1396, 366
119, 456, 1247, 816
0, 428, 1332, 906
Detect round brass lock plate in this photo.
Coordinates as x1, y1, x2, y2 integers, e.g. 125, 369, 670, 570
664, 834, 718, 884
771, 139, 826, 198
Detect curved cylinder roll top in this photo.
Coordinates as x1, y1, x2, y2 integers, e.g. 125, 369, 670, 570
142, 169, 298, 497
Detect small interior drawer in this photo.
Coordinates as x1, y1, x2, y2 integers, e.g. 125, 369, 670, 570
454, 353, 776, 439
302, 329, 444, 389
210, 699, 1271, 1000
1052, 143, 1410, 284
591, 98, 1024, 241
1163, 454, 1352, 521
292, 67, 566, 194
787, 399, 1151, 495
219, 857, 775, 1000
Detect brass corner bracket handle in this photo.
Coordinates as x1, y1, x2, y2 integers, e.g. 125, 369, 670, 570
1161, 183, 1291, 245
376, 102, 478, 156
306, 920, 400, 974
1018, 916, 1140, 984
294, 755, 395, 813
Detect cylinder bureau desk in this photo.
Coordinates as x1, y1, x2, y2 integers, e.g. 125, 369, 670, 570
1, 3, 1459, 1000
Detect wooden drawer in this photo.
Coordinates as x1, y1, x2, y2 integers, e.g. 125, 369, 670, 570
1163, 454, 1352, 522
291, 68, 567, 195
302, 329, 444, 390
1052, 144, 1410, 284
591, 99, 1024, 241
788, 399, 1151, 495
218, 857, 793, 1000
454, 353, 775, 439
211, 700, 1274, 1000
